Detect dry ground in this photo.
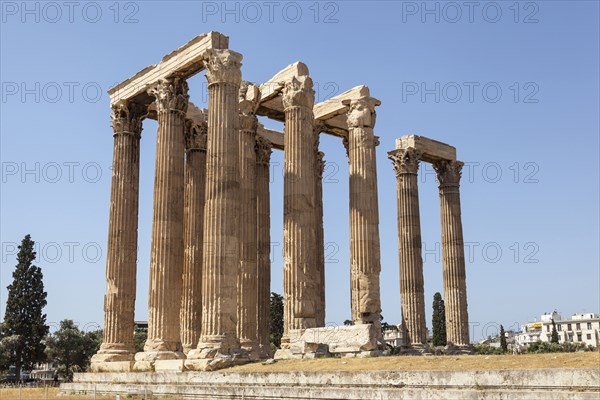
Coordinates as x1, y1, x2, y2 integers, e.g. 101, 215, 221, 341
229, 352, 600, 372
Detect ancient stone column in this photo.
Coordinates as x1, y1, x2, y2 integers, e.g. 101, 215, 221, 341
256, 136, 273, 359
91, 101, 144, 369
236, 83, 261, 359
180, 116, 208, 354
314, 140, 326, 328
137, 76, 189, 364
345, 98, 382, 335
187, 49, 244, 368
388, 147, 428, 351
280, 75, 317, 349
433, 160, 470, 349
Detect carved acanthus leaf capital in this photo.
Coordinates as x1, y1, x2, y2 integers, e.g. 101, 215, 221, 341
388, 147, 422, 176
343, 97, 380, 129
185, 116, 208, 151
110, 101, 146, 137
282, 75, 315, 110
148, 76, 189, 115
255, 135, 273, 166
239, 81, 261, 132
204, 49, 243, 86
433, 160, 464, 189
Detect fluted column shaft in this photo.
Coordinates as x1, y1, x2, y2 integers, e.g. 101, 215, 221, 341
180, 119, 208, 354
282, 75, 317, 345
389, 147, 428, 347
315, 149, 326, 327
93, 102, 144, 363
192, 49, 244, 357
256, 136, 273, 358
237, 83, 261, 358
144, 76, 189, 355
346, 98, 382, 333
434, 160, 470, 347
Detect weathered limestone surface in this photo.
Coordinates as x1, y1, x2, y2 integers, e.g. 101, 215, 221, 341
286, 325, 380, 356
187, 49, 247, 370
180, 115, 208, 354
388, 147, 429, 351
91, 102, 144, 368
344, 97, 382, 334
434, 160, 470, 348
280, 74, 318, 352
255, 136, 273, 359
62, 369, 600, 400
314, 138, 326, 327
136, 77, 189, 367
236, 82, 261, 359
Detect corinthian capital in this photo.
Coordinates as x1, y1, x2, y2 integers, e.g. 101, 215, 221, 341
388, 147, 422, 176
433, 160, 464, 189
255, 135, 273, 166
185, 116, 208, 151
343, 97, 380, 129
110, 101, 146, 137
204, 49, 243, 86
239, 81, 261, 132
148, 76, 189, 115
282, 75, 315, 110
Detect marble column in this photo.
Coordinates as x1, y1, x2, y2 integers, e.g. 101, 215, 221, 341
345, 98, 382, 335
433, 160, 470, 349
188, 49, 245, 367
180, 117, 208, 354
314, 142, 326, 328
280, 75, 317, 348
388, 147, 428, 351
237, 83, 261, 359
92, 101, 145, 368
256, 136, 273, 359
138, 76, 189, 363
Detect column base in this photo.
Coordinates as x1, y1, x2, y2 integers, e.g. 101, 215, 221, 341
401, 343, 432, 355
445, 342, 474, 355
239, 338, 261, 361
185, 334, 250, 370
133, 350, 185, 372
90, 343, 135, 365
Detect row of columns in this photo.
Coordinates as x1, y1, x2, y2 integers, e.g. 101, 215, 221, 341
388, 147, 470, 351
93, 50, 386, 368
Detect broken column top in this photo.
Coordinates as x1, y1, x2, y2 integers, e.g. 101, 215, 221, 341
395, 135, 457, 163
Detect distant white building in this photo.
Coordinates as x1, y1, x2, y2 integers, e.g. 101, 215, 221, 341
516, 311, 600, 348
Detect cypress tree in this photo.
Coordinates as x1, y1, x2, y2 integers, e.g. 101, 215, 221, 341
432, 292, 447, 347
500, 325, 508, 352
269, 292, 284, 348
550, 319, 559, 344
1, 235, 49, 380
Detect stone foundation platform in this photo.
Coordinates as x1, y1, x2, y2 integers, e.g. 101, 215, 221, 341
61, 368, 599, 399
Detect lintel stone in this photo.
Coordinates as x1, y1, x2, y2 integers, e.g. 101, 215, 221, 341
396, 135, 457, 163
108, 32, 229, 107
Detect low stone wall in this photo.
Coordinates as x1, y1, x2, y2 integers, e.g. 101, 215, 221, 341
61, 368, 600, 399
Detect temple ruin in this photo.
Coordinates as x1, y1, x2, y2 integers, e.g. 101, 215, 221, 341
91, 31, 470, 373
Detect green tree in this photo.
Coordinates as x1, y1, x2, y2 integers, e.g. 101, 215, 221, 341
550, 319, 559, 344
0, 235, 48, 381
343, 319, 354, 326
499, 325, 508, 352
431, 292, 447, 347
269, 292, 284, 348
134, 326, 147, 353
45, 320, 102, 381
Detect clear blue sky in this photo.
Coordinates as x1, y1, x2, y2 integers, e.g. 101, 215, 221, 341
1, 1, 598, 341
